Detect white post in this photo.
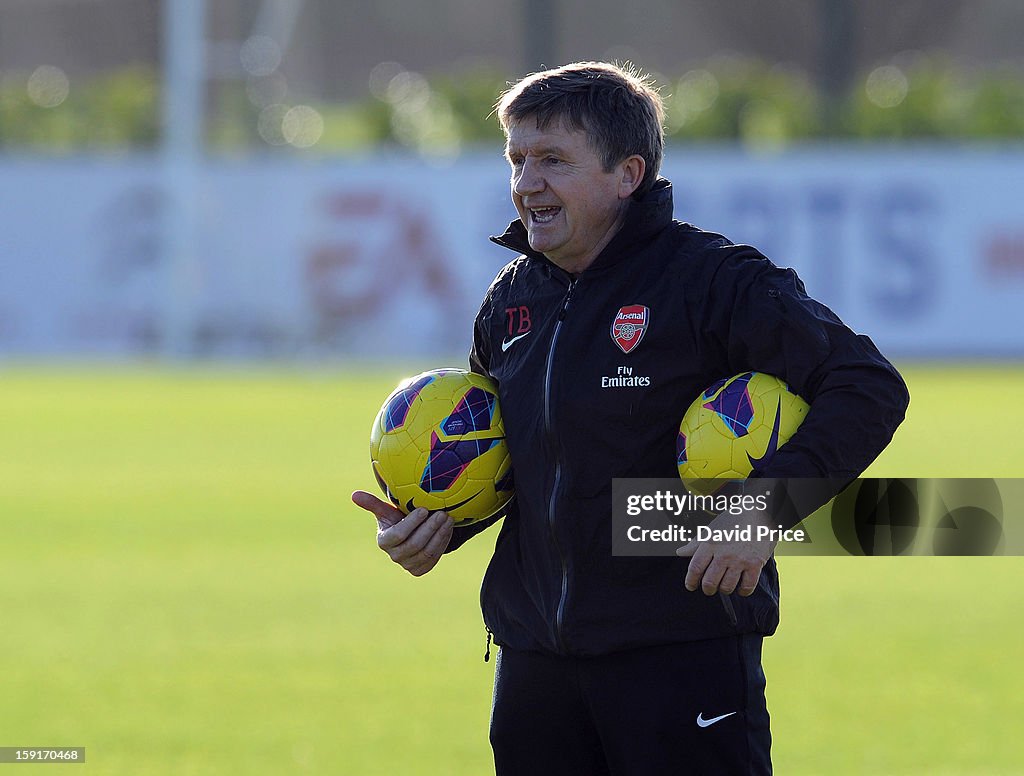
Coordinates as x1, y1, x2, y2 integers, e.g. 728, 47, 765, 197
161, 0, 205, 356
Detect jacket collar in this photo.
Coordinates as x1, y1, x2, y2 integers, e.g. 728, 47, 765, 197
489, 178, 674, 274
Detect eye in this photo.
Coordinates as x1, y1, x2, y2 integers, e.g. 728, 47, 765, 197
508, 155, 524, 168
544, 156, 562, 166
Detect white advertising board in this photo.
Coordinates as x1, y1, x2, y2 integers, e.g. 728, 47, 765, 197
0, 149, 1021, 358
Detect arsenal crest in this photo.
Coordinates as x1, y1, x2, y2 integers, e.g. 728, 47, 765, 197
611, 305, 649, 354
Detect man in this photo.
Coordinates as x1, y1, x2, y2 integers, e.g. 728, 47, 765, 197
353, 62, 909, 774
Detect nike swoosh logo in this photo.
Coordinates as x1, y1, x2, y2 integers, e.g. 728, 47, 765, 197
501, 331, 531, 352
404, 490, 481, 516
747, 396, 782, 471
696, 711, 737, 728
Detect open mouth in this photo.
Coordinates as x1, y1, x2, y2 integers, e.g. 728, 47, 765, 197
530, 206, 561, 224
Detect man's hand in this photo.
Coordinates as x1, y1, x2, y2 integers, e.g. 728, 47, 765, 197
676, 512, 778, 596
352, 491, 454, 576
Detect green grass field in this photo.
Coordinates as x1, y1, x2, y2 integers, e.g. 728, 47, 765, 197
1, 364, 1022, 775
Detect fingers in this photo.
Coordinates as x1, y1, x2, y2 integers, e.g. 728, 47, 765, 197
718, 567, 743, 596
679, 512, 774, 596
699, 560, 727, 596
675, 540, 698, 558
682, 545, 765, 596
351, 490, 404, 530
352, 490, 454, 576
683, 544, 712, 592
737, 568, 760, 597
379, 508, 453, 575
405, 516, 455, 577
377, 507, 433, 551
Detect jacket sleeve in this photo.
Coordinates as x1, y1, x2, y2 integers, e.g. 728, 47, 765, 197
444, 284, 506, 553
703, 246, 910, 520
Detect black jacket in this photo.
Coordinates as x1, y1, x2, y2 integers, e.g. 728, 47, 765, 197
449, 178, 909, 656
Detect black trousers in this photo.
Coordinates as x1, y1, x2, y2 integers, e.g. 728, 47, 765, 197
490, 635, 772, 775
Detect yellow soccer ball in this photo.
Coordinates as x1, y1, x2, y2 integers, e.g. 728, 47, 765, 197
370, 368, 513, 525
677, 372, 809, 491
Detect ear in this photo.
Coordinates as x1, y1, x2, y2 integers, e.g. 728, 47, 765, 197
617, 155, 646, 199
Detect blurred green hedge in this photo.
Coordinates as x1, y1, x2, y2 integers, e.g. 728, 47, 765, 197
1, 57, 1022, 153
0, 66, 159, 151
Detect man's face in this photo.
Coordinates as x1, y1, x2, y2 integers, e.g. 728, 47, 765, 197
504, 119, 636, 274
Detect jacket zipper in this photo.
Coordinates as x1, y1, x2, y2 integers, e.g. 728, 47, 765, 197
543, 278, 576, 654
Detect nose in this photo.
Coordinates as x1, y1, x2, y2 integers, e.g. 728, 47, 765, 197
512, 158, 544, 197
